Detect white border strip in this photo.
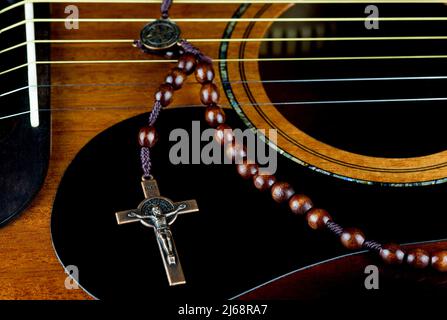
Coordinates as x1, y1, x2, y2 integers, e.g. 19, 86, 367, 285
25, 2, 39, 127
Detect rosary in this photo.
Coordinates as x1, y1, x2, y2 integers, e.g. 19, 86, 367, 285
115, 0, 447, 286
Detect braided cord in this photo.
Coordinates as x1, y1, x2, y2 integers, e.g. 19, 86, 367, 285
139, 0, 212, 179
326, 221, 344, 236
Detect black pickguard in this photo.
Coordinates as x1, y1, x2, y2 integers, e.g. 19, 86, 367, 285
51, 108, 447, 300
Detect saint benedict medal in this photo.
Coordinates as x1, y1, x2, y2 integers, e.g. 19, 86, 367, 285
115, 178, 198, 286
140, 18, 181, 51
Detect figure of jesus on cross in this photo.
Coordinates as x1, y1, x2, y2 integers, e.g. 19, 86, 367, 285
115, 178, 199, 286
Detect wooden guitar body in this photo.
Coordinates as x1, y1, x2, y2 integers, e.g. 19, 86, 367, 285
0, 1, 446, 300
0, 1, 259, 299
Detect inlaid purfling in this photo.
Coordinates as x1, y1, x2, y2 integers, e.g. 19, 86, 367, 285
115, 178, 198, 286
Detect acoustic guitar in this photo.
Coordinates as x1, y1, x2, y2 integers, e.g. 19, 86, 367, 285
1, 0, 447, 300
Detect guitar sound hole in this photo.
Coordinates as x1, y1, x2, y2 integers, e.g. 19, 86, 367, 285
259, 4, 447, 158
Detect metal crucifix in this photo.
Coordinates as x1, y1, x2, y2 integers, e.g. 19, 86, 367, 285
115, 178, 199, 286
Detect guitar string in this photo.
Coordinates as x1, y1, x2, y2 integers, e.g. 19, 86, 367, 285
1, 11, 445, 72
2, 96, 447, 121
1, 3, 445, 119
3, 0, 447, 10
0, 17, 447, 75
3, 55, 447, 77
2, 0, 447, 14
4, 36, 447, 55
2, 0, 447, 16
3, 75, 447, 98
3, 17, 447, 34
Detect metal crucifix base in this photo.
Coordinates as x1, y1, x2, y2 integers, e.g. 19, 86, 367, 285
115, 178, 199, 286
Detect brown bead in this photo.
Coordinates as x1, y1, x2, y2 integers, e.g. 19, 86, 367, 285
195, 62, 215, 84
407, 248, 430, 269
177, 53, 196, 75
154, 83, 174, 107
165, 68, 186, 90
204, 105, 226, 127
214, 124, 233, 145
200, 83, 220, 105
138, 126, 158, 148
306, 208, 331, 230
224, 142, 247, 161
340, 228, 365, 250
253, 174, 276, 191
236, 162, 259, 179
379, 243, 405, 265
271, 182, 295, 203
431, 251, 447, 272
289, 194, 313, 216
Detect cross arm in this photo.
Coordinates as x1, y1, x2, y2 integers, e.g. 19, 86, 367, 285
173, 199, 199, 215
115, 209, 140, 225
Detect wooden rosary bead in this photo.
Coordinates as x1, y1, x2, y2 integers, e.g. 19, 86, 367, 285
138, 126, 158, 148
214, 124, 233, 145
406, 248, 430, 269
177, 53, 196, 75
236, 162, 259, 179
204, 104, 226, 127
340, 228, 365, 250
165, 68, 186, 90
154, 83, 174, 107
200, 83, 220, 105
306, 208, 331, 230
253, 174, 276, 191
195, 62, 215, 84
224, 142, 247, 161
271, 182, 295, 203
379, 243, 405, 264
431, 251, 447, 272
289, 194, 313, 216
